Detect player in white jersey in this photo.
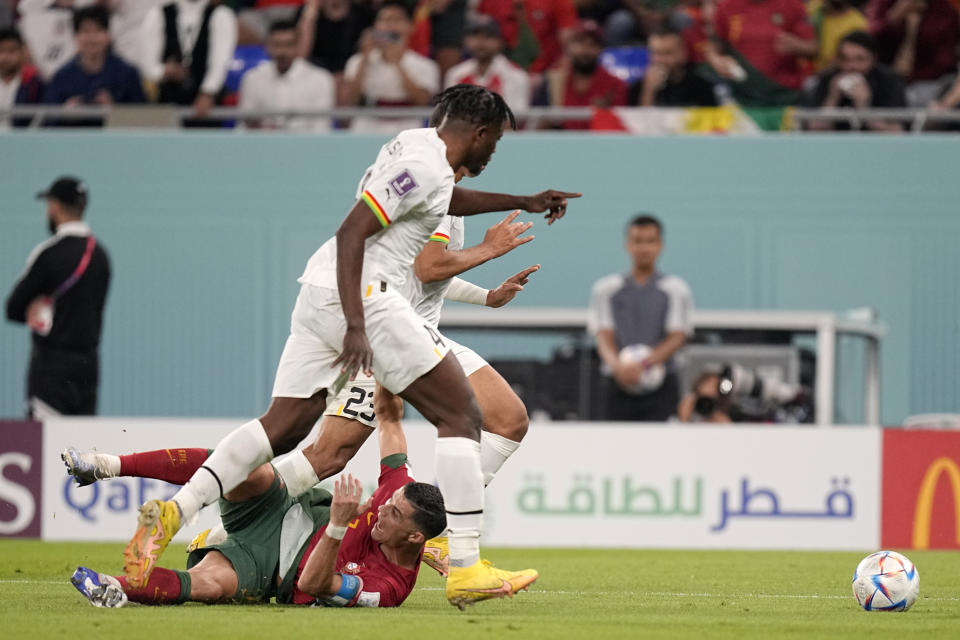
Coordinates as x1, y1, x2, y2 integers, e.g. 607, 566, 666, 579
122, 85, 581, 610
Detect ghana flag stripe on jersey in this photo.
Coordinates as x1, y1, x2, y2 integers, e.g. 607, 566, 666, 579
429, 232, 450, 244
361, 190, 391, 227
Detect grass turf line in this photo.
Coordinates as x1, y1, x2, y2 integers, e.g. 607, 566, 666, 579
1, 541, 958, 639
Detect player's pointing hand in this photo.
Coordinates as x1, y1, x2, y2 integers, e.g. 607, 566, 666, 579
521, 190, 583, 225
486, 264, 540, 308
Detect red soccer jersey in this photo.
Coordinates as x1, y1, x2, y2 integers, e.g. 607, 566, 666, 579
290, 462, 419, 607
714, 0, 815, 90
478, 0, 579, 73
561, 66, 628, 130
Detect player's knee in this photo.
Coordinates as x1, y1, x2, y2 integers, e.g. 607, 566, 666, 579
485, 397, 529, 442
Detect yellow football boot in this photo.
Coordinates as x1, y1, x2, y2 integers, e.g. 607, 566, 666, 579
122, 499, 181, 587
446, 559, 538, 610
423, 536, 450, 577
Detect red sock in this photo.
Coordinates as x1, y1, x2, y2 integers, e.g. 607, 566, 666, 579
118, 448, 210, 485
117, 568, 190, 605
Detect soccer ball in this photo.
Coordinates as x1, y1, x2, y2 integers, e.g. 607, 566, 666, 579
618, 344, 665, 395
851, 551, 920, 612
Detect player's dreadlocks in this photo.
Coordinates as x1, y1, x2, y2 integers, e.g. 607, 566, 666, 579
430, 84, 516, 130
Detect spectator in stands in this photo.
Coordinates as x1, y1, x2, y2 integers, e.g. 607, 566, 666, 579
16, 0, 77, 82
477, 0, 579, 73
239, 19, 334, 131
805, 30, 906, 132
444, 15, 530, 113
405, 0, 467, 76
141, 0, 238, 122
234, 0, 302, 45
598, 0, 671, 46
43, 6, 145, 122
108, 0, 163, 67
630, 27, 717, 107
5, 176, 111, 418
341, 1, 438, 133
929, 74, 960, 114
588, 214, 694, 422
807, 0, 868, 71
0, 27, 44, 130
706, 0, 817, 107
296, 0, 372, 76
667, 0, 711, 64
866, 0, 959, 106
535, 20, 627, 130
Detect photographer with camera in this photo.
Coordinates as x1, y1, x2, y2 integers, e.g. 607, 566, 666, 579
588, 214, 694, 422
677, 363, 808, 424
341, 1, 439, 133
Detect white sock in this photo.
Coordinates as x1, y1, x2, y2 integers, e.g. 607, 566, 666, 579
480, 431, 521, 487
99, 453, 121, 477
435, 437, 483, 568
171, 420, 273, 522
275, 449, 320, 498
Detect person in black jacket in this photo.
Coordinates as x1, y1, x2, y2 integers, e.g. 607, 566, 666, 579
5, 176, 111, 418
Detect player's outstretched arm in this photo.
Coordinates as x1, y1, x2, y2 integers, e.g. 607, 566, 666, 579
375, 383, 407, 459
415, 210, 533, 283
442, 265, 540, 309
448, 187, 582, 224
332, 200, 386, 380
297, 474, 367, 600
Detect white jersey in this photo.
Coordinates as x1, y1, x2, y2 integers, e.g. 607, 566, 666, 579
402, 214, 465, 327
299, 128, 455, 292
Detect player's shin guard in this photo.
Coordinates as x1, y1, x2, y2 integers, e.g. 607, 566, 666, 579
119, 448, 211, 485
435, 437, 483, 568
118, 568, 191, 605
480, 431, 521, 487
171, 420, 273, 522
275, 449, 320, 498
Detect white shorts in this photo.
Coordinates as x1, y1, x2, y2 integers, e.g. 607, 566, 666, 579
271, 283, 451, 399
318, 339, 484, 430
447, 337, 488, 378
322, 373, 377, 429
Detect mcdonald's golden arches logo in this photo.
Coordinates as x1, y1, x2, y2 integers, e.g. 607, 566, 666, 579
911, 457, 960, 550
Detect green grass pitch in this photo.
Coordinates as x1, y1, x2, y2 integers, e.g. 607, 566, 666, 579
2, 541, 958, 639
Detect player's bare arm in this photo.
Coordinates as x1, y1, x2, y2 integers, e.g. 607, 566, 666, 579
485, 265, 540, 308
297, 474, 366, 598
415, 210, 533, 283
448, 187, 583, 225
332, 200, 386, 379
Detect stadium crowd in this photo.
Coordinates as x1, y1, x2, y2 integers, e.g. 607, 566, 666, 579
1, 0, 958, 129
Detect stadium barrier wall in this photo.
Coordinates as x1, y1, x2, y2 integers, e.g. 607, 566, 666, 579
2, 135, 960, 425
22, 418, 960, 551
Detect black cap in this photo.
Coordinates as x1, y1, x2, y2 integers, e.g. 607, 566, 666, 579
36, 176, 88, 209
466, 15, 502, 39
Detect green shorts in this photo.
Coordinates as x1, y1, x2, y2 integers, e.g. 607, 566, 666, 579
186, 467, 295, 603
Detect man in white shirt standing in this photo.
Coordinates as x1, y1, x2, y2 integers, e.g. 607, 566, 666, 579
140, 0, 237, 123
445, 15, 530, 113
342, 0, 438, 134
239, 20, 334, 132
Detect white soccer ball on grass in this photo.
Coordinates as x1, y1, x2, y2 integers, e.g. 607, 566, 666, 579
852, 550, 920, 612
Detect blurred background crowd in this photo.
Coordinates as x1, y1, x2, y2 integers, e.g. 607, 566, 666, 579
1, 0, 959, 131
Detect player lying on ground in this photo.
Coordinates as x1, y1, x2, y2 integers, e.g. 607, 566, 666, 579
120, 85, 578, 609
71, 388, 522, 608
